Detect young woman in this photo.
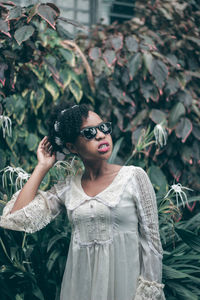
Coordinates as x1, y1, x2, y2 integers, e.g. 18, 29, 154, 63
0, 103, 165, 300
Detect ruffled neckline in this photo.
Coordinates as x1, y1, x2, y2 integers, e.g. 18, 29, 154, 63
78, 165, 125, 198
65, 165, 135, 211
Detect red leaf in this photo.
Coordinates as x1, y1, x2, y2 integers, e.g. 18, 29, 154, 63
89, 47, 101, 61
103, 50, 116, 67
37, 4, 58, 29
186, 201, 196, 212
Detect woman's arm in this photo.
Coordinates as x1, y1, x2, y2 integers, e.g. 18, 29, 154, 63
134, 167, 165, 300
11, 136, 56, 213
0, 137, 70, 233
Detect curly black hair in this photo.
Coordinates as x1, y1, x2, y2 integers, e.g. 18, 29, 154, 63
47, 101, 89, 154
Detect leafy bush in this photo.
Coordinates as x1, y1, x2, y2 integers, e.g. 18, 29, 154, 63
76, 0, 200, 195
0, 1, 200, 299
0, 1, 93, 193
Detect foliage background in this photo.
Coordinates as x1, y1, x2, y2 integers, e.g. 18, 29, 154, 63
0, 1, 200, 299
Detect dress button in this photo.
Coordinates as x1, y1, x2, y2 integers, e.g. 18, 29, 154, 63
90, 204, 93, 208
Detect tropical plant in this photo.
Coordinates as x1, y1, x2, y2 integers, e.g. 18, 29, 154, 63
0, 1, 93, 194
76, 0, 200, 197
0, 1, 200, 299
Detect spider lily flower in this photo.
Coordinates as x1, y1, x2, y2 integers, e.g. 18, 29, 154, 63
1, 166, 30, 190
0, 115, 12, 138
153, 123, 167, 147
164, 183, 193, 207
54, 160, 73, 170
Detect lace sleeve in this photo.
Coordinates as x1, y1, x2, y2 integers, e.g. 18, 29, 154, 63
0, 179, 70, 233
134, 167, 165, 300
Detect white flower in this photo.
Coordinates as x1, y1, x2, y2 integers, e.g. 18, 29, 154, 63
55, 136, 62, 146
0, 115, 12, 138
154, 123, 167, 147
164, 183, 193, 207
62, 147, 70, 154
54, 121, 60, 132
54, 160, 72, 170
15, 171, 30, 190
61, 109, 67, 114
1, 166, 30, 190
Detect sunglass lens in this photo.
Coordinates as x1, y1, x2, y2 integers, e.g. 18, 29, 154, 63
100, 122, 112, 134
83, 127, 97, 139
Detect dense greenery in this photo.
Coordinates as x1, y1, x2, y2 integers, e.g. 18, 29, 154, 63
77, 0, 200, 193
0, 1, 93, 191
0, 1, 200, 299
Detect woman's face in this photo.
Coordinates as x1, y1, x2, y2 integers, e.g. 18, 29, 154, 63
68, 111, 113, 162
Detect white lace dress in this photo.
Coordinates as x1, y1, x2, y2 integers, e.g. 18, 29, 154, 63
0, 166, 165, 300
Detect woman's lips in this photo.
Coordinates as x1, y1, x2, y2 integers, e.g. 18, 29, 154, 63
98, 142, 110, 153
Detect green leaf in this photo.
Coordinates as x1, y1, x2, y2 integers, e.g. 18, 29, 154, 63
164, 77, 180, 97
111, 34, 123, 51
0, 20, 10, 36
59, 48, 75, 66
13, 96, 26, 125
37, 4, 58, 29
141, 81, 159, 102
177, 90, 193, 107
143, 51, 153, 73
47, 233, 67, 252
27, 63, 44, 81
30, 88, 45, 114
5, 96, 15, 115
18, 127, 28, 138
6, 128, 18, 151
175, 117, 193, 143
103, 50, 116, 67
180, 145, 193, 164
7, 6, 22, 20
14, 25, 35, 45
89, 47, 101, 61
69, 80, 83, 103
129, 53, 142, 79
150, 59, 168, 89
125, 36, 138, 52
166, 281, 198, 300
25, 134, 39, 151
40, 172, 50, 190
108, 137, 124, 164
150, 109, 166, 124
0, 149, 6, 169
46, 248, 60, 272
32, 287, 45, 300
37, 120, 48, 136
192, 125, 200, 141
27, 3, 39, 23
176, 228, 200, 252
59, 69, 71, 90
148, 165, 168, 195
169, 102, 185, 128
45, 79, 59, 102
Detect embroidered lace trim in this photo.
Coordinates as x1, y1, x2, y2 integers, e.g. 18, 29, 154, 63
0, 179, 70, 233
0, 192, 53, 233
134, 276, 165, 300
134, 167, 163, 257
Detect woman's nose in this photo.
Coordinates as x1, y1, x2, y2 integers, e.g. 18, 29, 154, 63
95, 129, 105, 140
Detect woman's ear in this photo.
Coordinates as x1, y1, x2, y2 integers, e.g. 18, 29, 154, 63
66, 143, 78, 154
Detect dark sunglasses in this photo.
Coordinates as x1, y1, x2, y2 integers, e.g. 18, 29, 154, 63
80, 122, 112, 140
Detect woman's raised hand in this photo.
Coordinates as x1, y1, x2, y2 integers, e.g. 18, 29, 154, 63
37, 136, 56, 170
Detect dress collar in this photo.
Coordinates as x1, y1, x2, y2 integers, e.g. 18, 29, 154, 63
65, 166, 134, 210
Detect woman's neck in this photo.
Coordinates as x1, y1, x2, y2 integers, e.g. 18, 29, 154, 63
82, 160, 115, 181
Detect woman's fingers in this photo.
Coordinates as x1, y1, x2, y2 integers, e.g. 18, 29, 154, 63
38, 137, 53, 154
